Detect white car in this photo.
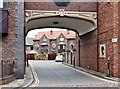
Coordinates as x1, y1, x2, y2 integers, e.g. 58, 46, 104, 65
55, 55, 64, 62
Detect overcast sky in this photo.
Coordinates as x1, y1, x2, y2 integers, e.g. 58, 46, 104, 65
26, 28, 67, 38
0, 0, 3, 8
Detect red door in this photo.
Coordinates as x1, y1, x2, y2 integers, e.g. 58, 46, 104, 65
48, 54, 56, 60
27, 54, 35, 60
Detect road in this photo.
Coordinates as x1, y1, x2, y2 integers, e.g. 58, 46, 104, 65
29, 60, 117, 87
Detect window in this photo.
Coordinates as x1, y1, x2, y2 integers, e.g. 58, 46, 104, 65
31, 46, 33, 50
35, 44, 39, 50
0, 1, 8, 10
42, 36, 47, 43
52, 44, 56, 49
0, 11, 8, 33
59, 35, 64, 42
41, 45, 48, 49
60, 45, 63, 49
59, 45, 65, 49
70, 43, 74, 49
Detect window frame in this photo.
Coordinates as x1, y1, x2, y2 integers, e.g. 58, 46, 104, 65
59, 35, 64, 42
42, 36, 47, 43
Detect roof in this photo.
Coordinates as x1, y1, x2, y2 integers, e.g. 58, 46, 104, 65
40, 43, 48, 46
34, 30, 76, 40
26, 37, 34, 45
58, 42, 66, 45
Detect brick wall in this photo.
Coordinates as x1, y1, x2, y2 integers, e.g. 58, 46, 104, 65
0, 2, 17, 84
98, 2, 120, 77
25, 2, 97, 12
0, 1, 25, 84
118, 1, 120, 78
80, 30, 98, 71
74, 34, 80, 67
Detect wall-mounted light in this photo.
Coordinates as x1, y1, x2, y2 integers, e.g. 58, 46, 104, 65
53, 21, 58, 25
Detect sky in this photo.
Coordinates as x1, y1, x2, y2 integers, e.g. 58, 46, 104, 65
26, 28, 67, 38
0, 0, 3, 8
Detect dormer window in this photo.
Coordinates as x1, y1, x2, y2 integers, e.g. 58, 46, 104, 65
59, 35, 64, 42
42, 36, 47, 43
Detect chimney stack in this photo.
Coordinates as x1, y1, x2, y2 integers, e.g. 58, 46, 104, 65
50, 30, 53, 35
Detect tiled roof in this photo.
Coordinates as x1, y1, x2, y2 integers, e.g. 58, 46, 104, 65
40, 43, 48, 46
34, 30, 76, 40
58, 42, 66, 45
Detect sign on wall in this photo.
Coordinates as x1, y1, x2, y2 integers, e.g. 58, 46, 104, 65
0, 0, 3, 8
99, 44, 106, 58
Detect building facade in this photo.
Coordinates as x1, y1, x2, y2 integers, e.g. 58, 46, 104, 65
33, 30, 76, 54
0, 0, 120, 84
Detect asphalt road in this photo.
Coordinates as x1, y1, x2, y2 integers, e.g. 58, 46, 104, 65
29, 60, 115, 87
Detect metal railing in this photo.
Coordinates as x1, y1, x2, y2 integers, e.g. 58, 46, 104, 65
1, 59, 16, 78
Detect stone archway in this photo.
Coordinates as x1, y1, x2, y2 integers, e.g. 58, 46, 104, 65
1, 1, 120, 85
25, 9, 98, 73
25, 9, 97, 35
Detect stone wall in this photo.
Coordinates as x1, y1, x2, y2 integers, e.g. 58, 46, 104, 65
80, 30, 98, 71
16, 0, 25, 79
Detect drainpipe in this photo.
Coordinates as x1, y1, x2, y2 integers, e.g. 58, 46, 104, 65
97, 2, 99, 72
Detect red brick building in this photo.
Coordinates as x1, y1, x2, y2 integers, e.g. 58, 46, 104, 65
33, 30, 76, 54
0, 1, 120, 84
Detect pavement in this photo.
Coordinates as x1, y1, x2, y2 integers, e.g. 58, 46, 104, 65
0, 60, 119, 88
63, 62, 120, 82
0, 65, 34, 88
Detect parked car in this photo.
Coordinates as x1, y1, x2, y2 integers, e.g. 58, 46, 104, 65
55, 55, 64, 62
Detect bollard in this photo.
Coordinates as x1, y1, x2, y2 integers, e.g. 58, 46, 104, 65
107, 57, 110, 77
74, 57, 75, 67
71, 52, 72, 65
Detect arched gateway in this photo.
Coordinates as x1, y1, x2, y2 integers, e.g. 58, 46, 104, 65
0, 1, 120, 84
